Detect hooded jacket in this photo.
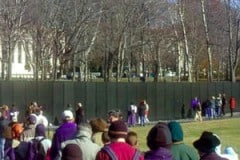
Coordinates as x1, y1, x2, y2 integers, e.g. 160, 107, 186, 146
168, 121, 199, 160
60, 123, 100, 160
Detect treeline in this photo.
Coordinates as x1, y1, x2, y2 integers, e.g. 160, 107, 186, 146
0, 0, 240, 82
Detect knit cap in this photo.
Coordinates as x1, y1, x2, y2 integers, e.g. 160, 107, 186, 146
28, 114, 37, 124
62, 144, 82, 160
168, 121, 183, 142
35, 124, 46, 137
108, 120, 128, 139
147, 122, 172, 150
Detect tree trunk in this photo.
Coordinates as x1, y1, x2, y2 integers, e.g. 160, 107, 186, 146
178, 0, 192, 82
201, 0, 213, 82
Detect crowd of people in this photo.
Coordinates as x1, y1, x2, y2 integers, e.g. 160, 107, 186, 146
0, 100, 239, 160
191, 94, 237, 122
127, 100, 150, 127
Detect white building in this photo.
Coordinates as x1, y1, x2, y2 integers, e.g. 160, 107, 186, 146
0, 40, 34, 78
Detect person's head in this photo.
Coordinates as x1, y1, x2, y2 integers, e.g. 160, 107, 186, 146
108, 120, 128, 141
62, 144, 82, 160
107, 110, 121, 123
1, 105, 9, 119
147, 122, 172, 150
27, 114, 37, 125
35, 123, 46, 137
76, 102, 82, 110
62, 110, 74, 122
126, 131, 138, 148
101, 130, 110, 145
89, 118, 108, 134
168, 121, 184, 143
140, 100, 146, 105
193, 131, 220, 154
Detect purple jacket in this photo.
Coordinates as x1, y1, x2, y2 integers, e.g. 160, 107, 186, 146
50, 122, 77, 160
144, 147, 173, 160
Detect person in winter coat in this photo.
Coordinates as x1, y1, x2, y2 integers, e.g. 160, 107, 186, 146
168, 121, 199, 160
96, 120, 144, 160
144, 122, 173, 160
61, 143, 82, 160
60, 122, 100, 160
193, 131, 229, 160
229, 96, 236, 117
50, 110, 77, 160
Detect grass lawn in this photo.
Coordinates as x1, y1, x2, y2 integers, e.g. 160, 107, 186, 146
129, 117, 240, 155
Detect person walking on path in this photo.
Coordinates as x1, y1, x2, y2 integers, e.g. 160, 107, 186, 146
191, 97, 202, 121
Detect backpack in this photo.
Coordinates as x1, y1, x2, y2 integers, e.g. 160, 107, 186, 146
102, 145, 141, 160
27, 138, 47, 160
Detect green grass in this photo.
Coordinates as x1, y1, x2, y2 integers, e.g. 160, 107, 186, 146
129, 118, 240, 154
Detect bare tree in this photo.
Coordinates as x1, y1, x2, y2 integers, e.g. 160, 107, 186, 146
225, 0, 240, 82
0, 0, 29, 80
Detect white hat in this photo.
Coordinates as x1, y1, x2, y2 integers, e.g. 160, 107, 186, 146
77, 103, 82, 107
62, 110, 74, 120
11, 115, 18, 122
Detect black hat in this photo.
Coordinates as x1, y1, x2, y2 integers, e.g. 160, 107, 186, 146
193, 131, 220, 153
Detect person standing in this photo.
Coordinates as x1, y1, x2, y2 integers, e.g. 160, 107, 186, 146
221, 93, 226, 116
144, 100, 150, 123
209, 96, 216, 119
229, 96, 236, 117
191, 97, 202, 121
60, 122, 100, 160
138, 100, 146, 126
215, 94, 222, 117
127, 102, 137, 127
96, 120, 144, 160
0, 107, 10, 160
75, 102, 85, 125
50, 110, 77, 160
168, 121, 199, 160
193, 131, 228, 160
144, 122, 173, 160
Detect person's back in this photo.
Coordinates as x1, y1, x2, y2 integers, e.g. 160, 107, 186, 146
193, 131, 228, 160
171, 144, 198, 160
96, 120, 144, 160
50, 110, 77, 160
60, 122, 100, 160
168, 121, 198, 160
144, 122, 173, 160
20, 114, 37, 142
